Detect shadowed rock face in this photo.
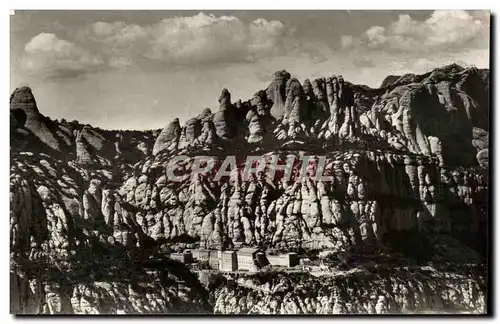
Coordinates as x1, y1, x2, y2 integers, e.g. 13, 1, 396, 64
213, 89, 238, 141
10, 87, 156, 171
246, 110, 265, 145
10, 87, 71, 152
197, 108, 213, 122
283, 78, 305, 122
81, 126, 106, 151
10, 63, 489, 314
76, 131, 95, 165
476, 149, 488, 168
219, 89, 232, 111
122, 149, 487, 254
10, 86, 40, 115
303, 79, 313, 99
10, 151, 212, 314
212, 265, 486, 314
178, 118, 201, 149
153, 118, 181, 155
266, 70, 291, 120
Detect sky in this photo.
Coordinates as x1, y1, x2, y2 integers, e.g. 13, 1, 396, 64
10, 10, 490, 130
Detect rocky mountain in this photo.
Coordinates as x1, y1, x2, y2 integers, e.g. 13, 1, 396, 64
213, 263, 486, 314
10, 64, 489, 314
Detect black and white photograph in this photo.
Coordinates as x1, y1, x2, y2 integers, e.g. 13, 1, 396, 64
9, 9, 490, 315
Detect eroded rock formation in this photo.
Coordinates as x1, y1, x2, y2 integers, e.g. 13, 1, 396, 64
213, 267, 486, 314
10, 63, 489, 314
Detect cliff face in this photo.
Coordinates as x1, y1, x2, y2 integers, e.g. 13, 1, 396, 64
10, 63, 489, 314
121, 64, 488, 253
10, 87, 158, 174
10, 151, 212, 314
212, 266, 486, 314
121, 150, 487, 253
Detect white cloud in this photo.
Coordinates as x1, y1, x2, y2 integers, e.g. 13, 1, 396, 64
340, 35, 355, 48
334, 10, 489, 87
21, 33, 103, 79
19, 13, 295, 79
89, 21, 128, 38
365, 26, 387, 47
25, 33, 74, 54
342, 10, 489, 52
17, 11, 489, 85
109, 56, 132, 68
83, 12, 292, 66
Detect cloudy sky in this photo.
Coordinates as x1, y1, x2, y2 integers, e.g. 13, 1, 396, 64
10, 10, 490, 130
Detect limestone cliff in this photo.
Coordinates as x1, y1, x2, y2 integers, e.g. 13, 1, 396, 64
10, 63, 489, 314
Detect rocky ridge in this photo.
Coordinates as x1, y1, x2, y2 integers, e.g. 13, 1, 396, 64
10, 63, 489, 314
120, 64, 488, 253
212, 265, 486, 314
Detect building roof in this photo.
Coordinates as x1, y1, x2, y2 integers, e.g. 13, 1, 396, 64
238, 247, 258, 254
